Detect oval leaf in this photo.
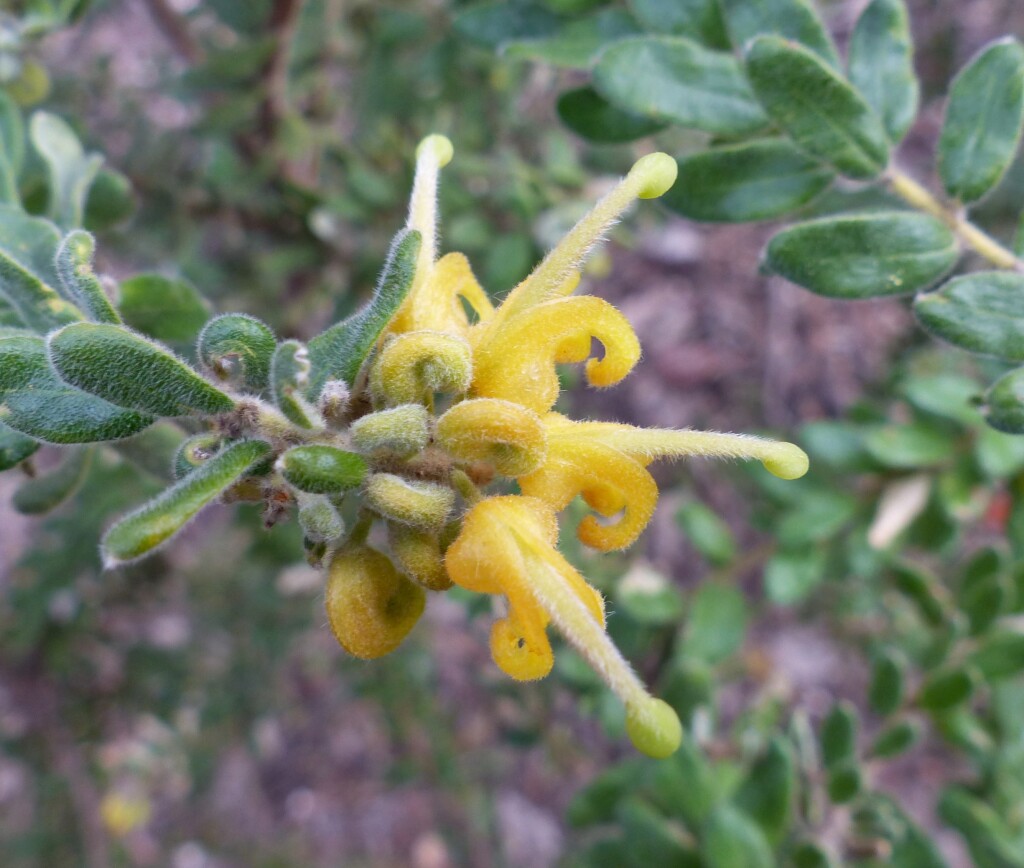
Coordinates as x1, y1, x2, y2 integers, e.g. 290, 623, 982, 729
0, 421, 39, 471
0, 204, 84, 331
938, 38, 1024, 204
101, 438, 272, 566
915, 272, 1024, 361
663, 139, 834, 222
279, 444, 369, 495
848, 0, 919, 144
197, 313, 276, 392
55, 230, 121, 324
307, 229, 421, 399
557, 86, 667, 143
503, 9, 640, 69
984, 366, 1024, 434
719, 0, 839, 68
30, 111, 103, 229
117, 273, 212, 346
48, 322, 236, 417
764, 213, 958, 298
745, 36, 891, 180
626, 0, 728, 49
0, 334, 152, 443
593, 36, 767, 137
13, 446, 92, 515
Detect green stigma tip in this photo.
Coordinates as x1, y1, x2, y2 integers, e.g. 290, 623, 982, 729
630, 153, 678, 199
626, 698, 683, 758
762, 443, 810, 481
417, 134, 454, 169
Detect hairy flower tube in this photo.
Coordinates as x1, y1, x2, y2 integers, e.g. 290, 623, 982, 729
89, 134, 808, 759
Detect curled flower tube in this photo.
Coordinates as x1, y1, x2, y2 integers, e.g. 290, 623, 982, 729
520, 414, 809, 550
325, 545, 426, 659
369, 330, 473, 407
470, 295, 641, 413
364, 472, 455, 530
387, 522, 452, 591
435, 398, 547, 477
445, 496, 682, 758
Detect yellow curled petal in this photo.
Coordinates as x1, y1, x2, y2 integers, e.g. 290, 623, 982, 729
445, 495, 678, 757
391, 252, 494, 336
364, 473, 455, 530
471, 296, 641, 413
387, 522, 452, 591
325, 545, 426, 659
370, 330, 473, 406
519, 431, 658, 551
490, 609, 554, 681
436, 398, 547, 477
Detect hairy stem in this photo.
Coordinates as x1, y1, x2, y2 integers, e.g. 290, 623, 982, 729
887, 169, 1024, 272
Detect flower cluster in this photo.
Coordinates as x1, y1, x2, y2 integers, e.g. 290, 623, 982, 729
323, 136, 809, 758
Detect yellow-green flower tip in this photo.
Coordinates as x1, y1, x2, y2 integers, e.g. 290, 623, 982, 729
630, 153, 677, 199
762, 443, 810, 481
416, 134, 454, 168
626, 698, 683, 758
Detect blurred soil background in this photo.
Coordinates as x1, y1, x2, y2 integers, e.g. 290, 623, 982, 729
2, 1, 1024, 866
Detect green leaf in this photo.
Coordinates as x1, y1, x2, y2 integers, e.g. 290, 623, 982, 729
800, 420, 874, 472
616, 797, 698, 867
197, 313, 276, 393
117, 273, 212, 346
702, 804, 773, 868
917, 667, 976, 710
870, 718, 922, 758
663, 139, 834, 223
863, 422, 957, 468
676, 500, 736, 566
566, 760, 648, 827
307, 229, 421, 399
101, 439, 272, 566
29, 111, 103, 229
938, 787, 1024, 868
868, 650, 906, 716
0, 421, 39, 471
763, 213, 958, 299
968, 631, 1024, 681
820, 701, 858, 768
83, 167, 135, 232
48, 323, 236, 417
889, 560, 947, 626
454, 1, 562, 50
617, 562, 685, 626
826, 762, 862, 804
0, 204, 84, 331
0, 334, 152, 443
13, 446, 92, 515
556, 86, 667, 144
938, 38, 1024, 204
733, 738, 795, 846
791, 843, 836, 868
681, 582, 748, 664
504, 9, 640, 69
112, 422, 185, 483
777, 489, 857, 545
901, 373, 981, 426
984, 366, 1024, 434
271, 339, 319, 428
719, 0, 839, 68
764, 547, 827, 605
649, 740, 719, 829
915, 272, 1024, 361
847, 0, 919, 144
592, 36, 767, 137
626, 0, 728, 49
959, 570, 1008, 637
279, 445, 368, 495
976, 425, 1024, 478
0, 90, 25, 176
744, 36, 890, 180
55, 230, 121, 324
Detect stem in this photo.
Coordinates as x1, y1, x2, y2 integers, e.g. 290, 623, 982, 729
887, 169, 1024, 272
142, 0, 203, 64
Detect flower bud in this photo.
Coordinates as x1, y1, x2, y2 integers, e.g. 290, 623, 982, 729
318, 379, 351, 428
278, 445, 368, 495
298, 494, 345, 543
387, 523, 452, 591
436, 398, 547, 477
364, 473, 455, 531
370, 331, 472, 406
325, 545, 426, 659
350, 404, 430, 457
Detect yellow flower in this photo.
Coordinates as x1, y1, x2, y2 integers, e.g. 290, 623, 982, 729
100, 790, 152, 838
330, 135, 809, 759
